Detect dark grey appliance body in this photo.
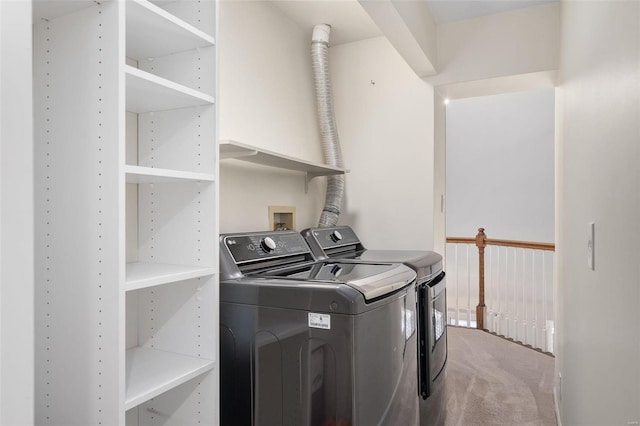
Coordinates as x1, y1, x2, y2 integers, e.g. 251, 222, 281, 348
301, 226, 447, 425
219, 230, 419, 426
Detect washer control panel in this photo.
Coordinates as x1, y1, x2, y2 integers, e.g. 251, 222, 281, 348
224, 231, 311, 264
261, 236, 277, 253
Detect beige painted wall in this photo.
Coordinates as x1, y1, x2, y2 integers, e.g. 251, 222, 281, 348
429, 3, 560, 88
330, 36, 435, 250
446, 89, 555, 243
219, 3, 438, 249
556, 1, 640, 423
218, 2, 559, 250
428, 3, 560, 254
218, 1, 326, 233
433, 91, 446, 256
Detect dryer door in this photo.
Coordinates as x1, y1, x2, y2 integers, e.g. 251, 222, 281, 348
417, 271, 447, 398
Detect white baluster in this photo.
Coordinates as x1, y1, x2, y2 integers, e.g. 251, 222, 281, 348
512, 247, 516, 341
497, 246, 501, 335
455, 244, 459, 326
541, 252, 549, 352
504, 248, 509, 336
522, 249, 529, 345
532, 250, 538, 349
467, 245, 471, 327
485, 247, 496, 333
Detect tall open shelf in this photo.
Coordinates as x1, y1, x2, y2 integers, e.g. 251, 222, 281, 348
33, 1, 219, 424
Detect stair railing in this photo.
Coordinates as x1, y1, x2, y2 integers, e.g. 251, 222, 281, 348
446, 228, 555, 353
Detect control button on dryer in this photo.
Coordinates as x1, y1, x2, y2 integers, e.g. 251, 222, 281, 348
330, 230, 343, 243
330, 264, 343, 278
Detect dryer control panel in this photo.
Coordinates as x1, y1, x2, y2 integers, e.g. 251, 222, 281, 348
301, 226, 365, 259
309, 226, 361, 249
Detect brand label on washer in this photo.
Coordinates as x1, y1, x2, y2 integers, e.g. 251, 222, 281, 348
308, 313, 331, 330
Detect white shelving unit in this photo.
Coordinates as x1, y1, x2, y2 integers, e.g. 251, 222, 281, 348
220, 139, 348, 191
33, 1, 219, 425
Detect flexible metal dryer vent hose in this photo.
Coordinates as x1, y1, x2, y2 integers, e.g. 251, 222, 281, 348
312, 24, 345, 227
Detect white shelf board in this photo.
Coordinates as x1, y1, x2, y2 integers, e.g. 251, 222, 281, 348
125, 165, 215, 183
220, 140, 348, 177
127, 0, 214, 60
126, 65, 214, 113
125, 346, 215, 410
33, 0, 95, 21
125, 262, 216, 291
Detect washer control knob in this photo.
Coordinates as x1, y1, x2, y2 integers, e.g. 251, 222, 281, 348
330, 230, 343, 243
261, 237, 277, 253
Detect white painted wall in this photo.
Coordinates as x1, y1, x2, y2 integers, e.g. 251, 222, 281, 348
0, 1, 34, 424
392, 0, 437, 68
556, 1, 640, 424
429, 2, 560, 255
433, 91, 446, 255
428, 3, 560, 87
359, 0, 437, 77
218, 1, 326, 232
446, 89, 555, 242
218, 3, 436, 247
330, 36, 435, 250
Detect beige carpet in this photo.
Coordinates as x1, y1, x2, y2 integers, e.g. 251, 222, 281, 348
442, 326, 557, 426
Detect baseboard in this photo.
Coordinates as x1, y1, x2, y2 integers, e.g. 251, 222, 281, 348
553, 386, 562, 426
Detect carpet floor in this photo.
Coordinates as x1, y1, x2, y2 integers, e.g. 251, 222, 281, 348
442, 326, 557, 426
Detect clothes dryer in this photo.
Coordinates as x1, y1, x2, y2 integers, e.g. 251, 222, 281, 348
301, 226, 447, 425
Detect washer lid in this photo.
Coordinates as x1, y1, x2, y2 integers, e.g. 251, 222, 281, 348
251, 261, 417, 301
356, 250, 443, 279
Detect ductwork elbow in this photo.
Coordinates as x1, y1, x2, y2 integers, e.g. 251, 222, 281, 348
312, 24, 331, 44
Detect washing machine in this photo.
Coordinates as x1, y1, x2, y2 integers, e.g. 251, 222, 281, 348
301, 226, 447, 425
219, 230, 419, 426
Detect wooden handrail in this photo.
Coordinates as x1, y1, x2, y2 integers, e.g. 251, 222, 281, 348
446, 237, 475, 245
446, 236, 555, 251
446, 228, 555, 330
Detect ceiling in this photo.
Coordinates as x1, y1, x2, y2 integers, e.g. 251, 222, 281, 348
33, 0, 558, 45
426, 0, 557, 24
271, 0, 381, 45
272, 0, 558, 45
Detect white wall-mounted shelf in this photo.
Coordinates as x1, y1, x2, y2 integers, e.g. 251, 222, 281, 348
125, 262, 216, 292
125, 165, 215, 183
126, 65, 214, 113
220, 139, 346, 175
125, 346, 215, 410
220, 140, 348, 192
126, 0, 214, 60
